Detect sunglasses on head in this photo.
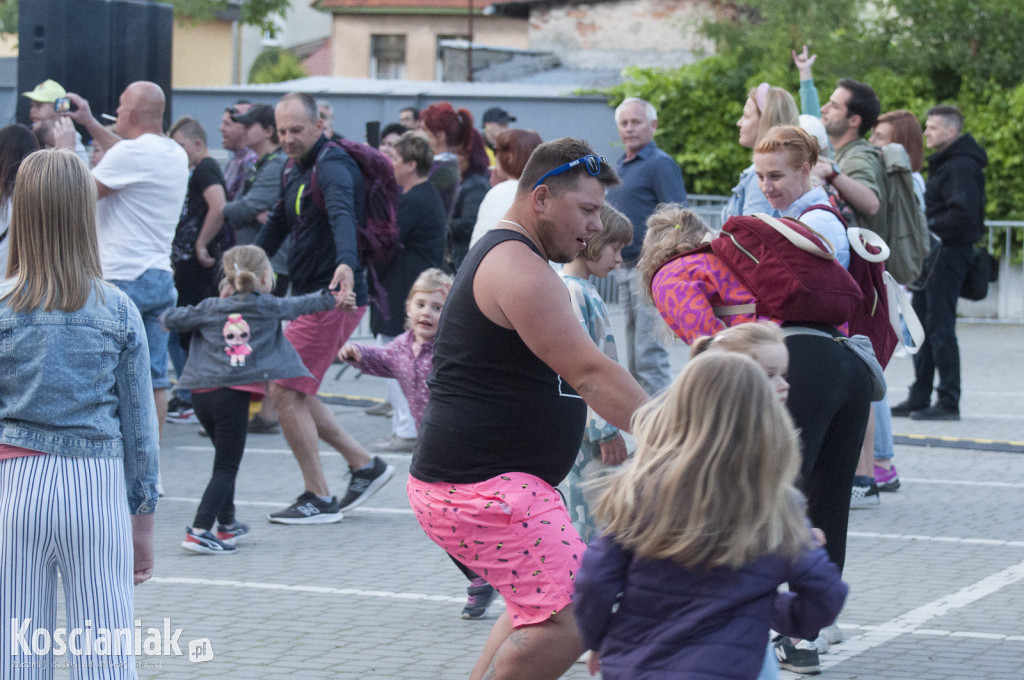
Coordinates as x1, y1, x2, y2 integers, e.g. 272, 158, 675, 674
532, 154, 607, 190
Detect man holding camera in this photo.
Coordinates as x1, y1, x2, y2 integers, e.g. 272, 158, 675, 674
22, 79, 89, 164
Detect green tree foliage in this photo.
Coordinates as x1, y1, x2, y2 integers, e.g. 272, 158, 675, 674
248, 47, 307, 84
873, 0, 1024, 100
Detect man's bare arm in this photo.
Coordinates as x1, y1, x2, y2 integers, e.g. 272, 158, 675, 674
476, 242, 649, 431
813, 161, 881, 215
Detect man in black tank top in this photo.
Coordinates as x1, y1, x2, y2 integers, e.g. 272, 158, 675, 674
407, 138, 649, 680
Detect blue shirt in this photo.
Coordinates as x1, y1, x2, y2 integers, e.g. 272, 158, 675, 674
606, 141, 688, 263
0, 282, 160, 514
722, 164, 773, 221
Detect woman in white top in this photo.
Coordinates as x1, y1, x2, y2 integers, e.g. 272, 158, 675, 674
469, 129, 543, 249
0, 125, 41, 276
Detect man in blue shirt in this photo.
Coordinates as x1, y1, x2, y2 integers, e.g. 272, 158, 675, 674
605, 97, 688, 394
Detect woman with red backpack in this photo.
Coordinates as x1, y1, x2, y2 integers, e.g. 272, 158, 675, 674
637, 127, 873, 675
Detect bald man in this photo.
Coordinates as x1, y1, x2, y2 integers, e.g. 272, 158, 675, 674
65, 82, 190, 432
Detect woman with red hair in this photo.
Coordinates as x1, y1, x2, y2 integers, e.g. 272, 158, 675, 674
469, 128, 543, 249
419, 102, 473, 217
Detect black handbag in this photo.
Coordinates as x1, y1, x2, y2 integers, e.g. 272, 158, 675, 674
960, 247, 999, 301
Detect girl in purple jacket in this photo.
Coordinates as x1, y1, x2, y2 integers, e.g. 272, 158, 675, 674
574, 351, 847, 679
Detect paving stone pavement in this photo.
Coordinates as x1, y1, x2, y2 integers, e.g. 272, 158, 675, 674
44, 317, 1022, 679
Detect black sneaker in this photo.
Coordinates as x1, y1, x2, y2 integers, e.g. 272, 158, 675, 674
462, 576, 497, 620
850, 474, 881, 509
215, 521, 251, 544
338, 456, 395, 511
267, 492, 343, 524
773, 635, 821, 674
890, 398, 927, 417
165, 396, 196, 424
910, 404, 960, 421
181, 526, 237, 555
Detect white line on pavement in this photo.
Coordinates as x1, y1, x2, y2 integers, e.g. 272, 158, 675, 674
148, 576, 469, 603
903, 477, 1024, 489
159, 496, 415, 514
848, 531, 1024, 548
820, 559, 1024, 672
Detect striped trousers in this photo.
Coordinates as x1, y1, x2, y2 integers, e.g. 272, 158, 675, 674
1, 454, 137, 679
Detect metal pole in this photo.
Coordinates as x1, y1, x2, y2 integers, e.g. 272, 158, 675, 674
467, 0, 473, 82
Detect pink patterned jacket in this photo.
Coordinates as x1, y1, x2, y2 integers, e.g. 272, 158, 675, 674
650, 252, 768, 345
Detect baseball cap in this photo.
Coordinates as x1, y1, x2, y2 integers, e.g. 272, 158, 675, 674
231, 104, 276, 129
482, 107, 515, 125
23, 79, 67, 103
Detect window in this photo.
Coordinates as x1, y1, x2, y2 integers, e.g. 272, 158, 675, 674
370, 35, 406, 80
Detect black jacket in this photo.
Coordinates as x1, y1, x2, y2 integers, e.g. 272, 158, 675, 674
925, 133, 987, 245
255, 135, 368, 300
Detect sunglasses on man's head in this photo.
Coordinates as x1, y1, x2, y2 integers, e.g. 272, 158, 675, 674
532, 154, 608, 190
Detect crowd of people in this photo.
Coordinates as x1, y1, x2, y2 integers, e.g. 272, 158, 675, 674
0, 45, 987, 679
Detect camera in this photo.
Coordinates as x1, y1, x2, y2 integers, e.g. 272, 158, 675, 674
54, 97, 71, 113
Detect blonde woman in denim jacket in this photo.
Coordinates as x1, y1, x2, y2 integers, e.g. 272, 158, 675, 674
0, 149, 160, 678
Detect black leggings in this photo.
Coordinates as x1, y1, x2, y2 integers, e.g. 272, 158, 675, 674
191, 388, 251, 530
785, 332, 873, 574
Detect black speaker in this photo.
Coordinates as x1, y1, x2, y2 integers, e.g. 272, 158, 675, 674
17, 0, 173, 136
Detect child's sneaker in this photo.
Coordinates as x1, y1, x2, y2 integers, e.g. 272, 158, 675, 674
215, 521, 250, 544
850, 475, 880, 508
773, 635, 821, 674
165, 396, 195, 424
874, 463, 901, 491
181, 526, 237, 555
461, 577, 497, 620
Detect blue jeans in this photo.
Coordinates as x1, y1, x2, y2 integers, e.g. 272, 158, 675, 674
756, 641, 780, 680
873, 394, 894, 460
617, 265, 672, 395
167, 332, 191, 404
109, 269, 177, 390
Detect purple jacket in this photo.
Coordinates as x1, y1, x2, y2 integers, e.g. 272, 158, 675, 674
574, 533, 847, 680
345, 330, 433, 427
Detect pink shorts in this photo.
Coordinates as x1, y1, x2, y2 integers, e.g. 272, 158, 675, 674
275, 305, 366, 395
407, 472, 584, 628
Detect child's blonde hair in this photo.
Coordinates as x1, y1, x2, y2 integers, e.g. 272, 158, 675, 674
221, 245, 272, 294
636, 204, 715, 304
594, 352, 810, 569
579, 204, 633, 261
690, 322, 786, 360
407, 267, 453, 304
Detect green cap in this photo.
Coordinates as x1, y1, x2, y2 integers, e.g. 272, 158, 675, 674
22, 79, 67, 103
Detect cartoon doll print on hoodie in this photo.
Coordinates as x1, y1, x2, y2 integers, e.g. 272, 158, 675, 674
223, 313, 253, 366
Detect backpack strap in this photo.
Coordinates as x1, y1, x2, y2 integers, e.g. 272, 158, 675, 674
712, 304, 756, 316
751, 212, 837, 260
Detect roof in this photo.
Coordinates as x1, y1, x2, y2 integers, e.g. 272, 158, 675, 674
180, 75, 613, 99
316, 0, 510, 13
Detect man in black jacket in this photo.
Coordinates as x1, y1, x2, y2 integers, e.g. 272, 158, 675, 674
255, 92, 393, 524
893, 105, 987, 421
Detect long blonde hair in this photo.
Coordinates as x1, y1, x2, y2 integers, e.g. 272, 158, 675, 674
636, 204, 714, 304
3, 149, 102, 313
594, 352, 810, 569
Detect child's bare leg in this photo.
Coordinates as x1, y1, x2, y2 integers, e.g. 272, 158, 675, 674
471, 606, 583, 680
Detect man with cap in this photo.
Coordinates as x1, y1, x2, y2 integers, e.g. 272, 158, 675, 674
482, 107, 515, 151
22, 79, 89, 164
220, 100, 258, 202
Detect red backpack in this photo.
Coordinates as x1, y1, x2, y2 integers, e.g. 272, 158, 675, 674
799, 204, 898, 367
283, 139, 401, 318
707, 212, 862, 328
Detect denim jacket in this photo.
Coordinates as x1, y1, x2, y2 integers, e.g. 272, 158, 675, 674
0, 281, 160, 514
